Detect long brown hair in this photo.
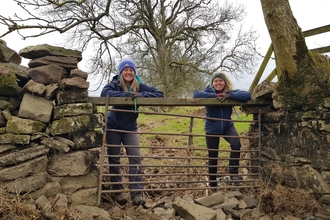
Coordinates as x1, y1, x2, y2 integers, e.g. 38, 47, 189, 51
119, 74, 140, 92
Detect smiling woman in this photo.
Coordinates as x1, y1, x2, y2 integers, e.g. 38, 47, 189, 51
100, 58, 164, 206
193, 72, 251, 187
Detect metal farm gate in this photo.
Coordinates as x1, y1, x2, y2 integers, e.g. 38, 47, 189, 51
91, 24, 330, 206
96, 96, 263, 205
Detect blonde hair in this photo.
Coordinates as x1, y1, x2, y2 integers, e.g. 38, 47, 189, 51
224, 76, 233, 92
119, 74, 140, 92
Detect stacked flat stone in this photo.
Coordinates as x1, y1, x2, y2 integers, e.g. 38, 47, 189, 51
0, 40, 103, 208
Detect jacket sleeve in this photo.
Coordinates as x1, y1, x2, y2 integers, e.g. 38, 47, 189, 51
193, 91, 216, 98
228, 90, 251, 102
138, 84, 164, 97
100, 82, 132, 97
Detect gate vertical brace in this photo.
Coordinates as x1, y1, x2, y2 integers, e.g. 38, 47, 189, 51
97, 94, 110, 206
186, 117, 194, 189
258, 109, 262, 180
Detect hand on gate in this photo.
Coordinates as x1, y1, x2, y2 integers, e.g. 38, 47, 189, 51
216, 92, 230, 101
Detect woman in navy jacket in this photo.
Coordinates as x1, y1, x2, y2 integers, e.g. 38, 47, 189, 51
101, 59, 164, 206
193, 72, 251, 187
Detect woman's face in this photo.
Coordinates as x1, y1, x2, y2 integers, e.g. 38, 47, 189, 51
121, 67, 135, 83
212, 77, 226, 92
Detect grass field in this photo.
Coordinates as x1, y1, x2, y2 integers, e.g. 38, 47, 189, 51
137, 106, 252, 150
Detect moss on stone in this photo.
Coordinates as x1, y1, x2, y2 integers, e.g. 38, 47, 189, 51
51, 114, 95, 135
0, 133, 30, 144
274, 54, 330, 111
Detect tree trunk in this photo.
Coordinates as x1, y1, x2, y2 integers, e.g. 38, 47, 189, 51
260, 0, 330, 110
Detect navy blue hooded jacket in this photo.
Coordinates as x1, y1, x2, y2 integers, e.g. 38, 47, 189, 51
193, 85, 251, 134
101, 75, 164, 131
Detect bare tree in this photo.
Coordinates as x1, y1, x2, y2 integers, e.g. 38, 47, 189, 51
0, 0, 259, 97
260, 0, 330, 110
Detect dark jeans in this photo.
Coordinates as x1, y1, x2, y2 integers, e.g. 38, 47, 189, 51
206, 126, 241, 186
106, 130, 143, 199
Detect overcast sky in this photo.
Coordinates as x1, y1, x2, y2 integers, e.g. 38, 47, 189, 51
1, 1, 330, 96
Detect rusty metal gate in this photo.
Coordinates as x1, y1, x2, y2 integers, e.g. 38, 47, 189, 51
97, 98, 262, 205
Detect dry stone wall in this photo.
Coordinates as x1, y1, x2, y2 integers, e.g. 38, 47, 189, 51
249, 80, 330, 219
0, 40, 103, 207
